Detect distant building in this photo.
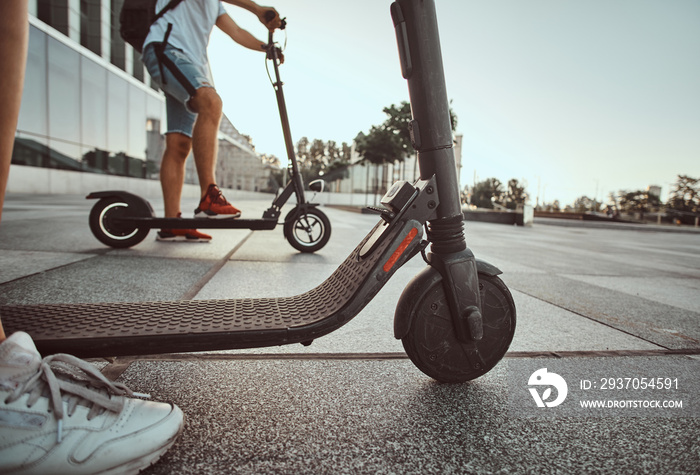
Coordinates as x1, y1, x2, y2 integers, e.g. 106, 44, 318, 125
210, 116, 271, 192
647, 185, 662, 199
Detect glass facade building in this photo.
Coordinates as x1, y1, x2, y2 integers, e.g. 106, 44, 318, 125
14, 1, 166, 179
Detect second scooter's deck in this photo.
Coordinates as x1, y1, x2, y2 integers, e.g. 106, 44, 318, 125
1, 220, 414, 358
115, 216, 278, 230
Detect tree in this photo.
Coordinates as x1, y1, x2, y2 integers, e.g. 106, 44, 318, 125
573, 195, 602, 213
504, 178, 528, 210
322, 141, 352, 182
666, 175, 699, 223
354, 126, 403, 166
294, 137, 352, 184
470, 178, 504, 209
260, 153, 280, 168
356, 100, 458, 166
617, 189, 661, 220
460, 185, 471, 206
380, 102, 413, 159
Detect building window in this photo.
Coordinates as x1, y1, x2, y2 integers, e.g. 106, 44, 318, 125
110, 0, 126, 70
47, 36, 82, 170
81, 56, 108, 172
37, 0, 69, 36
14, 23, 167, 179
17, 26, 49, 139
132, 50, 144, 81
80, 0, 101, 55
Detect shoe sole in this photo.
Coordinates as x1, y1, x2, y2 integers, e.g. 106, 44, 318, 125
156, 236, 211, 243
100, 406, 184, 475
194, 211, 241, 219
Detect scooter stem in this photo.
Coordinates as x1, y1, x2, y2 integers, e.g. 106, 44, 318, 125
391, 0, 460, 220
267, 30, 306, 205
392, 0, 484, 341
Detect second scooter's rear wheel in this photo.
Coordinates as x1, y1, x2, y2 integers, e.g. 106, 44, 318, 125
283, 207, 331, 253
398, 268, 516, 383
88, 197, 150, 248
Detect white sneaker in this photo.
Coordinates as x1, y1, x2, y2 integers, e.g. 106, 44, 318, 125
0, 332, 184, 474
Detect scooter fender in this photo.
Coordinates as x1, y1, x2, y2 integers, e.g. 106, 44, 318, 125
283, 202, 320, 223
86, 190, 155, 218
394, 258, 502, 340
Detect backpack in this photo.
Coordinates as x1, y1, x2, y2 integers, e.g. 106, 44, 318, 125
119, 0, 185, 53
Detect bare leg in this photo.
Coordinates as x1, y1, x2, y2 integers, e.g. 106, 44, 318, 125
0, 0, 28, 225
160, 133, 192, 218
0, 0, 28, 341
188, 87, 223, 197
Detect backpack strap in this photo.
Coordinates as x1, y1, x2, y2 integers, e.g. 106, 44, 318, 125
150, 0, 197, 97
153, 23, 197, 97
152, 0, 185, 25
152, 0, 187, 49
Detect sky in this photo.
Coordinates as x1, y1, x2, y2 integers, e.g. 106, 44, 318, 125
208, 0, 700, 207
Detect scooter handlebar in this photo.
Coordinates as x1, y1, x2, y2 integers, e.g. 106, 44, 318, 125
264, 16, 286, 63
264, 10, 286, 30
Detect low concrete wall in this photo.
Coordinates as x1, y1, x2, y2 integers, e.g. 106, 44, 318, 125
464, 205, 533, 226
8, 165, 177, 199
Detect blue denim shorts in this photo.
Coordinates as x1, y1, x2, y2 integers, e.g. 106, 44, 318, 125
142, 43, 214, 137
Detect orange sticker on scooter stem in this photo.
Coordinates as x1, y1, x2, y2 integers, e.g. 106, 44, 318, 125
383, 227, 419, 273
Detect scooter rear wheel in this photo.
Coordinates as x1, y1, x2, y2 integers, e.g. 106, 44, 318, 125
400, 269, 516, 383
283, 207, 331, 253
89, 197, 150, 248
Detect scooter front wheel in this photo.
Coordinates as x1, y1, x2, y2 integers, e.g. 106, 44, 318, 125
399, 268, 516, 383
283, 207, 331, 253
89, 197, 150, 248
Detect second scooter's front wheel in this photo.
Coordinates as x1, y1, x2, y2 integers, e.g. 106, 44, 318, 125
283, 206, 331, 253
397, 267, 516, 383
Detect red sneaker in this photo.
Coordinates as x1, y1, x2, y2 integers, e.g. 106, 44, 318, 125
156, 228, 212, 242
194, 184, 241, 219
156, 213, 212, 242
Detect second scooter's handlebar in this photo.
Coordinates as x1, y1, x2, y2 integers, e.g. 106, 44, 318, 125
264, 9, 286, 30
264, 13, 286, 64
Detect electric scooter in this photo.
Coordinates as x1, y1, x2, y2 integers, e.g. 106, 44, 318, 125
2, 0, 516, 383
86, 20, 331, 253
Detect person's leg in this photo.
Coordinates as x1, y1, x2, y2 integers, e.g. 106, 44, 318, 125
0, 14, 185, 466
160, 132, 192, 218
142, 46, 197, 220
141, 44, 239, 220
190, 87, 241, 219
0, 0, 29, 341
0, 0, 28, 226
187, 86, 243, 219
156, 131, 211, 241
188, 87, 223, 197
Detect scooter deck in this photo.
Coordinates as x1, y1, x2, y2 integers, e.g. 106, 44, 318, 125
117, 216, 278, 230
1, 220, 414, 358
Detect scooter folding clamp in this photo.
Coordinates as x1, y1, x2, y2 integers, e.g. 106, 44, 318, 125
359, 177, 438, 260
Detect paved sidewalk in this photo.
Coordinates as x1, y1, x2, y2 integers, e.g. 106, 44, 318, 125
0, 193, 698, 474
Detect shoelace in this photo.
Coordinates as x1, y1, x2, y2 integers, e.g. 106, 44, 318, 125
5, 353, 150, 443
210, 187, 230, 205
